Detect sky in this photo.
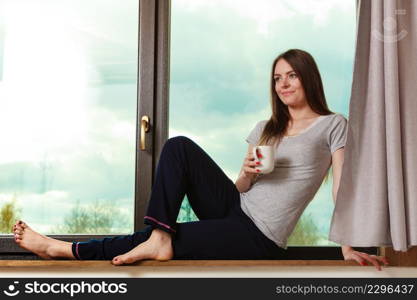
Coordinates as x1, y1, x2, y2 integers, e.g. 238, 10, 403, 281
0, 0, 356, 243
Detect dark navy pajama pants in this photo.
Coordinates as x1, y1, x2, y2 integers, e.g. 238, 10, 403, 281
72, 136, 285, 260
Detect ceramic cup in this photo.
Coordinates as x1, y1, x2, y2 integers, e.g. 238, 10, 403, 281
252, 145, 275, 174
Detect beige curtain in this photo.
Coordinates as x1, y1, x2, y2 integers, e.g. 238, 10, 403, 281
329, 0, 417, 251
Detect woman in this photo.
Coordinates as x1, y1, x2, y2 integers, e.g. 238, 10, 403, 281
13, 49, 388, 270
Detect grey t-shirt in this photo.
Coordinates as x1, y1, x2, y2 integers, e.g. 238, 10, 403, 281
240, 113, 348, 249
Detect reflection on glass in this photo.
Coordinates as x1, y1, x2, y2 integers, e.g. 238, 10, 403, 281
0, 0, 138, 234
170, 0, 355, 245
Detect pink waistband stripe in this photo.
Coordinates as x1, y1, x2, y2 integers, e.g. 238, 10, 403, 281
144, 216, 176, 233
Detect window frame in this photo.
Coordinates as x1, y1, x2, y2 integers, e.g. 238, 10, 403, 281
0, 0, 377, 260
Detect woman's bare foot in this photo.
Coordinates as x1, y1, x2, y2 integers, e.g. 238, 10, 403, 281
12, 220, 74, 259
112, 228, 173, 265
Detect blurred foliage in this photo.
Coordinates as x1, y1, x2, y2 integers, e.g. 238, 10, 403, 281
177, 196, 198, 223
287, 213, 323, 246
0, 196, 21, 234
50, 200, 130, 234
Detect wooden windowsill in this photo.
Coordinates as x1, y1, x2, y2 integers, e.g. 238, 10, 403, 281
0, 260, 358, 268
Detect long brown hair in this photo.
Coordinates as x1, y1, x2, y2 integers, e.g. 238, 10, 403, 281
258, 49, 333, 146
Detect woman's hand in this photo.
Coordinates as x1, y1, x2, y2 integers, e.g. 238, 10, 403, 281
235, 146, 261, 193
242, 150, 261, 180
342, 246, 389, 271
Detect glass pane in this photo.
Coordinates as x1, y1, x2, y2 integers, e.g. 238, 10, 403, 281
0, 0, 139, 234
170, 0, 355, 246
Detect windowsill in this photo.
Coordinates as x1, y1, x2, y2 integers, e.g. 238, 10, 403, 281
0, 260, 358, 268
4, 259, 414, 278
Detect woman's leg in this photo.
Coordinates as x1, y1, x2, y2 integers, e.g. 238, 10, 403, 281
144, 136, 241, 234
171, 209, 286, 260
113, 209, 286, 263
111, 206, 286, 264
72, 225, 155, 260
13, 220, 162, 261
111, 228, 173, 265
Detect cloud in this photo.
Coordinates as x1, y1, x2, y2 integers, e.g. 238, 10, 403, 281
169, 78, 272, 180
1, 0, 138, 46
0, 99, 136, 204
174, 0, 354, 34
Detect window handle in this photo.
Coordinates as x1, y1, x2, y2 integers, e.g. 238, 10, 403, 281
140, 115, 150, 150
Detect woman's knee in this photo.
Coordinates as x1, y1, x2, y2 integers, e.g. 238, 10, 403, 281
163, 136, 194, 152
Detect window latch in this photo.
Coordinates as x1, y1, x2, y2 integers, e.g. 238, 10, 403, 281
140, 115, 150, 150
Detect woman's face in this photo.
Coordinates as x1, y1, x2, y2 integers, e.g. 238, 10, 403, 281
273, 58, 307, 108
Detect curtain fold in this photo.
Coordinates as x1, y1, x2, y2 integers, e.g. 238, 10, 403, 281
329, 0, 417, 251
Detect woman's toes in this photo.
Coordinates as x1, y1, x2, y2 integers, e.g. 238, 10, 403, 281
18, 221, 27, 229
112, 254, 135, 265
112, 256, 124, 266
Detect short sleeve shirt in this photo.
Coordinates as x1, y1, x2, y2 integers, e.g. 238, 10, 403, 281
240, 113, 348, 248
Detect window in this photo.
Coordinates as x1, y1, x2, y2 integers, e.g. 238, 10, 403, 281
170, 0, 356, 246
0, 0, 139, 237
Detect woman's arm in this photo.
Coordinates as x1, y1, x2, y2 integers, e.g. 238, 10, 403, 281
331, 148, 344, 204
235, 144, 259, 193
331, 148, 389, 270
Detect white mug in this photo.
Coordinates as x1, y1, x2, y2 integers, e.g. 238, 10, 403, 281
252, 145, 275, 174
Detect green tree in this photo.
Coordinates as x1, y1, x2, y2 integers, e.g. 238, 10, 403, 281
51, 200, 126, 234
287, 213, 323, 245
0, 197, 21, 234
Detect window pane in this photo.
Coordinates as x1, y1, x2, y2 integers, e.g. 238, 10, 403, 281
0, 0, 138, 234
169, 0, 355, 246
